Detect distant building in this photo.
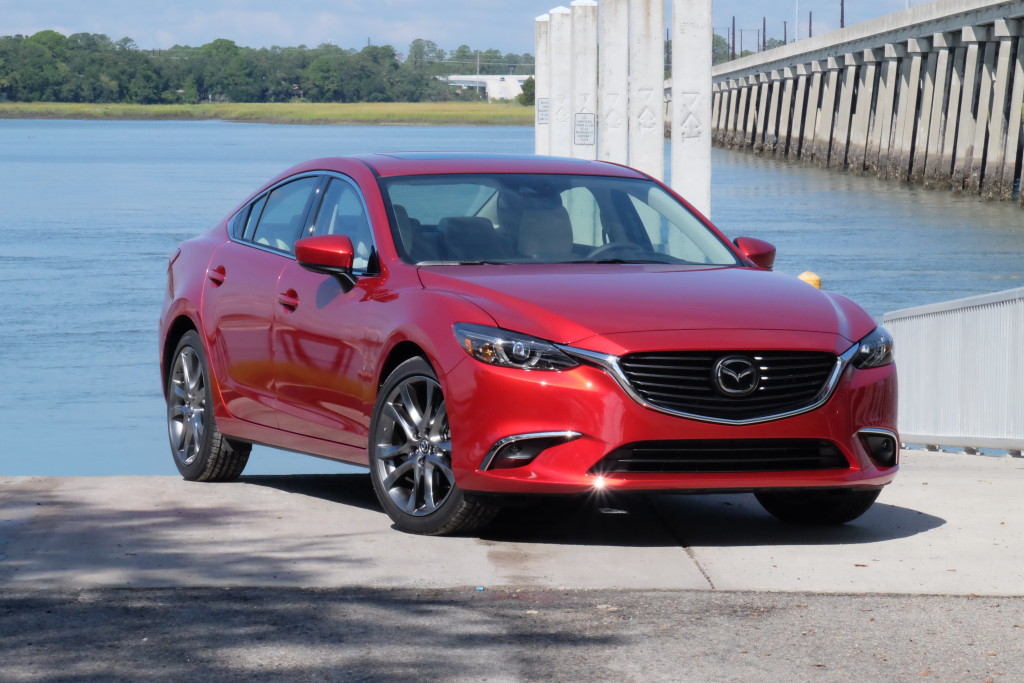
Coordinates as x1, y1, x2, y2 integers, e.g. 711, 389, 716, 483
443, 74, 531, 100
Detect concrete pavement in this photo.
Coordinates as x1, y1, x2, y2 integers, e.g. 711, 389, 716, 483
2, 450, 1022, 595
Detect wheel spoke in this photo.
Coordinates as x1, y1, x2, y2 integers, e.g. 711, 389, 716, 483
421, 382, 435, 430
426, 453, 455, 487
383, 458, 415, 490
385, 402, 418, 442
428, 400, 447, 439
376, 442, 413, 462
399, 381, 423, 428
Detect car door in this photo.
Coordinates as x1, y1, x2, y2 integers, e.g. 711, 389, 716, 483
201, 175, 322, 428
272, 176, 379, 447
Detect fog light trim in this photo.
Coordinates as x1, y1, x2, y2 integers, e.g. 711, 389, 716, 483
480, 431, 582, 471
859, 428, 900, 468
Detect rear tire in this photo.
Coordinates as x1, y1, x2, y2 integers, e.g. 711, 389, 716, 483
369, 357, 498, 535
166, 330, 250, 481
755, 488, 881, 525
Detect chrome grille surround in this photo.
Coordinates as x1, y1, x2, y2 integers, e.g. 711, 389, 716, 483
559, 343, 860, 426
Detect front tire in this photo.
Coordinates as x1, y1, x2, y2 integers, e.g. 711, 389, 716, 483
166, 330, 250, 481
755, 488, 881, 525
369, 357, 498, 535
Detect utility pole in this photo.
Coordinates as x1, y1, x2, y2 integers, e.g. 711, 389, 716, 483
809, 11, 813, 38
763, 17, 767, 50
784, 20, 788, 43
841, 0, 845, 28
731, 16, 736, 60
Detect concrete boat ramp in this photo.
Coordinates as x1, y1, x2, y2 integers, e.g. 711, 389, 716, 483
3, 450, 1024, 681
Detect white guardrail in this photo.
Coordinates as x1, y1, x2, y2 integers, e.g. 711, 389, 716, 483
883, 287, 1024, 455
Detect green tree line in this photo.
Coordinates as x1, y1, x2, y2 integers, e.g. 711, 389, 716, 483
0, 31, 535, 104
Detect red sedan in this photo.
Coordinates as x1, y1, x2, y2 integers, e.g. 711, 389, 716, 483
160, 153, 898, 535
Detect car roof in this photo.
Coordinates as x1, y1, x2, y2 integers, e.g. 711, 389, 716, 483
286, 153, 651, 179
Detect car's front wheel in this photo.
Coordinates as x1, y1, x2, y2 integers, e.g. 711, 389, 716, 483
755, 488, 881, 525
166, 330, 250, 481
369, 357, 498, 535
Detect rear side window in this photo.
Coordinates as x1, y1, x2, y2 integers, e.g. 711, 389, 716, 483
250, 177, 321, 253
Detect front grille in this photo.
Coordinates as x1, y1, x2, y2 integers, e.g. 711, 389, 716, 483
618, 351, 838, 421
593, 439, 849, 474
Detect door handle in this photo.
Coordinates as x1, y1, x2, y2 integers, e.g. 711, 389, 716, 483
207, 265, 226, 286
278, 290, 300, 311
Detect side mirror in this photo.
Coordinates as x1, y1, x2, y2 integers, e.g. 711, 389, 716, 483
733, 236, 776, 270
295, 234, 357, 287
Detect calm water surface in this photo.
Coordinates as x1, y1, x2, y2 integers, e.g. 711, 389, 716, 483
1, 119, 1021, 475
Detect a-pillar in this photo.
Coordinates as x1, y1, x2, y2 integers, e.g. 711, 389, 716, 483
979, 19, 1020, 198
628, 0, 665, 179
570, 1, 598, 160
950, 26, 987, 192
811, 57, 841, 167
917, 33, 955, 185
598, 0, 629, 164
930, 38, 967, 188
889, 38, 929, 182
829, 53, 861, 170
786, 64, 810, 161
870, 43, 904, 177
774, 68, 796, 159
671, 0, 712, 217
848, 49, 881, 173
534, 14, 551, 155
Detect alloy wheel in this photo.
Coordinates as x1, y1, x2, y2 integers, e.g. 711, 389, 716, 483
168, 346, 206, 466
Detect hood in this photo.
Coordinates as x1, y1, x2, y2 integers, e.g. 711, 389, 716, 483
417, 264, 877, 346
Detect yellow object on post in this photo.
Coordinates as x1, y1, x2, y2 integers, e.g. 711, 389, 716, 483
798, 271, 822, 289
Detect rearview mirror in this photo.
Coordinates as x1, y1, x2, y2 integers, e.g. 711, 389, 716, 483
295, 234, 357, 287
733, 236, 776, 270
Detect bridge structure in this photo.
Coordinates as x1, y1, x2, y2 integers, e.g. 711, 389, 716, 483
711, 0, 1024, 201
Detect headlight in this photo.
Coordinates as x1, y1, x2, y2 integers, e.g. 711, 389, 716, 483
852, 326, 894, 369
453, 323, 578, 371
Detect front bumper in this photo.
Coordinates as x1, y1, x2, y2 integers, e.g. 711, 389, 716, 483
444, 352, 898, 495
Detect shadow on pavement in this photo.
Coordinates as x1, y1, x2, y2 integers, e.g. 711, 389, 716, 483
240, 473, 381, 513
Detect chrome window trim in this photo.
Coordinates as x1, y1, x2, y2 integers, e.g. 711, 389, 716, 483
479, 431, 583, 471
558, 343, 861, 426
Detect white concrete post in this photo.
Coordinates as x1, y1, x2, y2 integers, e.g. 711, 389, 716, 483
628, 0, 665, 179
934, 43, 967, 188
979, 20, 1018, 198
870, 44, 903, 177
570, 0, 599, 160
534, 15, 551, 155
890, 38, 928, 181
787, 65, 809, 160
965, 33, 998, 193
830, 54, 860, 169
548, 6, 574, 157
802, 63, 824, 164
598, 0, 629, 163
950, 26, 986, 191
848, 49, 880, 173
671, 0, 712, 216
911, 39, 942, 184
998, 26, 1024, 200
774, 68, 796, 159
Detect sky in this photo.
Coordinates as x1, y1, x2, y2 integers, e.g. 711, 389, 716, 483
2, 0, 938, 55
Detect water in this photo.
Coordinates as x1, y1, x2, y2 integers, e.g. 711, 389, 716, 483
1, 119, 1021, 476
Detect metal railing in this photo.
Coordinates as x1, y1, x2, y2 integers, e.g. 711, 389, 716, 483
883, 287, 1024, 454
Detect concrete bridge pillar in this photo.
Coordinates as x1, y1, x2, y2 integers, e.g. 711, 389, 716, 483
870, 44, 905, 177
1001, 28, 1024, 201
534, 15, 551, 155
761, 70, 782, 156
628, 0, 665, 180
965, 30, 1001, 193
950, 26, 988, 192
830, 53, 861, 170
734, 78, 753, 148
570, 1, 598, 161
752, 72, 771, 153
811, 58, 842, 166
548, 7, 573, 157
915, 34, 954, 186
598, 0, 629, 164
979, 19, 1021, 198
774, 68, 796, 160
848, 49, 881, 173
930, 38, 967, 188
801, 63, 825, 163
890, 38, 930, 182
786, 65, 810, 161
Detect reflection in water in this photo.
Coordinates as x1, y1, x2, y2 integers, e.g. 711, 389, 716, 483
0, 120, 1020, 475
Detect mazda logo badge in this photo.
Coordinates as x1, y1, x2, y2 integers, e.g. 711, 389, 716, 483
714, 356, 759, 396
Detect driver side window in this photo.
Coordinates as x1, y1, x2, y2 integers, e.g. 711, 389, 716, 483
311, 177, 374, 271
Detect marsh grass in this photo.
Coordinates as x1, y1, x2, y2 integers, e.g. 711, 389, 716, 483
0, 101, 534, 126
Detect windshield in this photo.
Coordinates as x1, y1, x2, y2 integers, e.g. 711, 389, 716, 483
380, 173, 741, 266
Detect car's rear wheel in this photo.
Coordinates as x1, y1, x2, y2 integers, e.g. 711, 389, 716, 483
755, 488, 881, 525
369, 357, 498, 535
166, 330, 250, 481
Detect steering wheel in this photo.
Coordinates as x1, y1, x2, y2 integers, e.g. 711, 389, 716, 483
584, 242, 650, 260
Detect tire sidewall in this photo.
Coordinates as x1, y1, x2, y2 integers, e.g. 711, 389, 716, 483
167, 330, 216, 480
369, 357, 469, 534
